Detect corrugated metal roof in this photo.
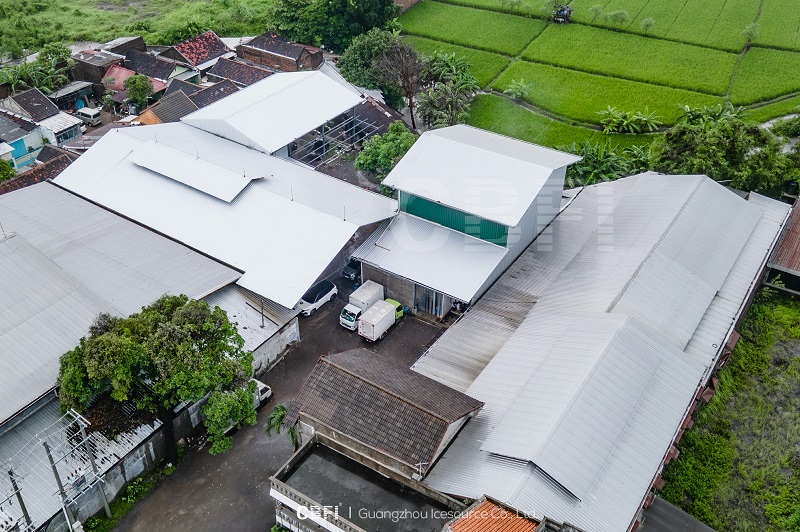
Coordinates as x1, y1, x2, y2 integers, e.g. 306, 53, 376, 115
353, 213, 508, 302
768, 197, 800, 274
383, 125, 581, 227
182, 71, 363, 153
54, 123, 396, 308
204, 285, 298, 351
37, 111, 82, 134
0, 183, 242, 421
418, 173, 789, 532
131, 140, 258, 202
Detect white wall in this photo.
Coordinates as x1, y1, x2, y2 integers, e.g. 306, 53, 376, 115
251, 317, 300, 373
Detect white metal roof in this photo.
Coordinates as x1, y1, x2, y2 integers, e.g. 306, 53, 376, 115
353, 213, 508, 302
0, 183, 241, 423
37, 111, 82, 133
181, 70, 363, 153
131, 140, 260, 202
383, 125, 581, 227
54, 123, 397, 308
416, 173, 790, 531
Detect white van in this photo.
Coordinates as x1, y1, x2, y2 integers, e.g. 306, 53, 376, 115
75, 107, 102, 126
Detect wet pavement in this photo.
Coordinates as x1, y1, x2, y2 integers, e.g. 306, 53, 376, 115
116, 278, 443, 532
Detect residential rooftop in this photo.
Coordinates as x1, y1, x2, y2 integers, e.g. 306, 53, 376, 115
278, 444, 451, 532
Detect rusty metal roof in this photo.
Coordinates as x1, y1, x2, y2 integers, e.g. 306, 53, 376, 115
450, 499, 539, 532
768, 200, 800, 275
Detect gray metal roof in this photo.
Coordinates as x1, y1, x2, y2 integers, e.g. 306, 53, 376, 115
415, 173, 790, 532
0, 183, 242, 422
54, 122, 397, 308
352, 213, 508, 302
382, 125, 581, 227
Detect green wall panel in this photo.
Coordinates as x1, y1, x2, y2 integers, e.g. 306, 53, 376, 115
399, 192, 508, 246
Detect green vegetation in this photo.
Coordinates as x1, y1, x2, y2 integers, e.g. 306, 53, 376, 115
57, 295, 256, 461
562, 140, 650, 186
729, 48, 800, 105
521, 25, 737, 95
123, 74, 154, 111
0, 160, 14, 182
356, 121, 417, 178
434, 0, 539, 16
660, 290, 800, 530
404, 36, 509, 87
746, 97, 800, 124
753, 0, 800, 51
400, 2, 546, 55
0, 0, 275, 56
492, 61, 722, 125
466, 94, 655, 149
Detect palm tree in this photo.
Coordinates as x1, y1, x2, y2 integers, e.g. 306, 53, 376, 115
265, 403, 300, 451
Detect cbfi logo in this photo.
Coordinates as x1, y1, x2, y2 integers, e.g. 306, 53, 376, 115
296, 505, 339, 520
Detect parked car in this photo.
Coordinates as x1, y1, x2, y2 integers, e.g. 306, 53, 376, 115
342, 259, 360, 281
294, 279, 338, 316
75, 107, 102, 126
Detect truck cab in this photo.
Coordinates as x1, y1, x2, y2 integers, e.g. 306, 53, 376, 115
386, 298, 404, 320
339, 303, 363, 330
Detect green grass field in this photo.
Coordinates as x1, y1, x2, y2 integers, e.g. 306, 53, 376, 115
521, 24, 737, 95
399, 2, 546, 55
404, 36, 510, 87
493, 61, 722, 125
468, 94, 655, 149
401, 0, 800, 147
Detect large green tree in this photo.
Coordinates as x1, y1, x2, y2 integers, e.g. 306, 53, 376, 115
0, 159, 15, 182
651, 104, 800, 193
57, 295, 256, 460
266, 0, 398, 52
417, 52, 480, 128
338, 28, 403, 108
123, 74, 154, 112
355, 120, 416, 178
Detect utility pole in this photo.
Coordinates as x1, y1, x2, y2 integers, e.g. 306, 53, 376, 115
7, 467, 32, 528
43, 440, 76, 529
79, 425, 111, 518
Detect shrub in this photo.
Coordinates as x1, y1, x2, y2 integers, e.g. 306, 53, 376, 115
355, 121, 417, 178
598, 106, 662, 134
503, 78, 532, 100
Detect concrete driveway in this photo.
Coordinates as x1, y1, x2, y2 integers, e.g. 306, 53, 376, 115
116, 279, 443, 532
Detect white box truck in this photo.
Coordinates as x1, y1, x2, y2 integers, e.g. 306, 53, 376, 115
340, 280, 384, 330
358, 299, 403, 341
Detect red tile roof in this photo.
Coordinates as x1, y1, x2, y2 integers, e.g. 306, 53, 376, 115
450, 500, 539, 532
102, 65, 167, 93
173, 31, 230, 66
0, 154, 76, 195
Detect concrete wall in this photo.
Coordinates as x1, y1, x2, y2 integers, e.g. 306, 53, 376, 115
252, 317, 300, 374
361, 263, 415, 309
43, 402, 206, 531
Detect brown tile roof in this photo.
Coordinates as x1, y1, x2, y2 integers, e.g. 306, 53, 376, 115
246, 32, 307, 60
286, 349, 483, 470
207, 57, 273, 86
10, 89, 59, 121
164, 79, 203, 98
769, 200, 800, 274
0, 154, 75, 195
188, 79, 239, 108
125, 49, 176, 81
449, 500, 539, 532
148, 91, 199, 123
35, 145, 79, 164
173, 31, 230, 66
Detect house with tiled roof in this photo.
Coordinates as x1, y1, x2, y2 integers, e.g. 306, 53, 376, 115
285, 348, 483, 480
0, 109, 44, 170
206, 57, 273, 87
0, 89, 83, 146
443, 497, 583, 532
137, 91, 199, 125
237, 32, 323, 72
125, 49, 180, 82
159, 31, 234, 73
187, 79, 239, 108
0, 152, 77, 195
163, 78, 203, 98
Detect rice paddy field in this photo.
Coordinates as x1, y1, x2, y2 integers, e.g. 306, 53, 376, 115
400, 0, 800, 149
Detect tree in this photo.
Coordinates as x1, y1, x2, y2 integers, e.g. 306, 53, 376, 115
503, 79, 533, 100
607, 10, 630, 25
651, 105, 799, 192
57, 295, 255, 462
36, 42, 73, 68
563, 140, 649, 187
374, 41, 424, 129
338, 28, 403, 108
265, 403, 299, 451
742, 22, 760, 50
589, 4, 604, 22
267, 0, 399, 52
0, 159, 14, 182
421, 51, 474, 86
641, 17, 655, 34
355, 121, 417, 178
123, 74, 154, 111
0, 55, 70, 95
